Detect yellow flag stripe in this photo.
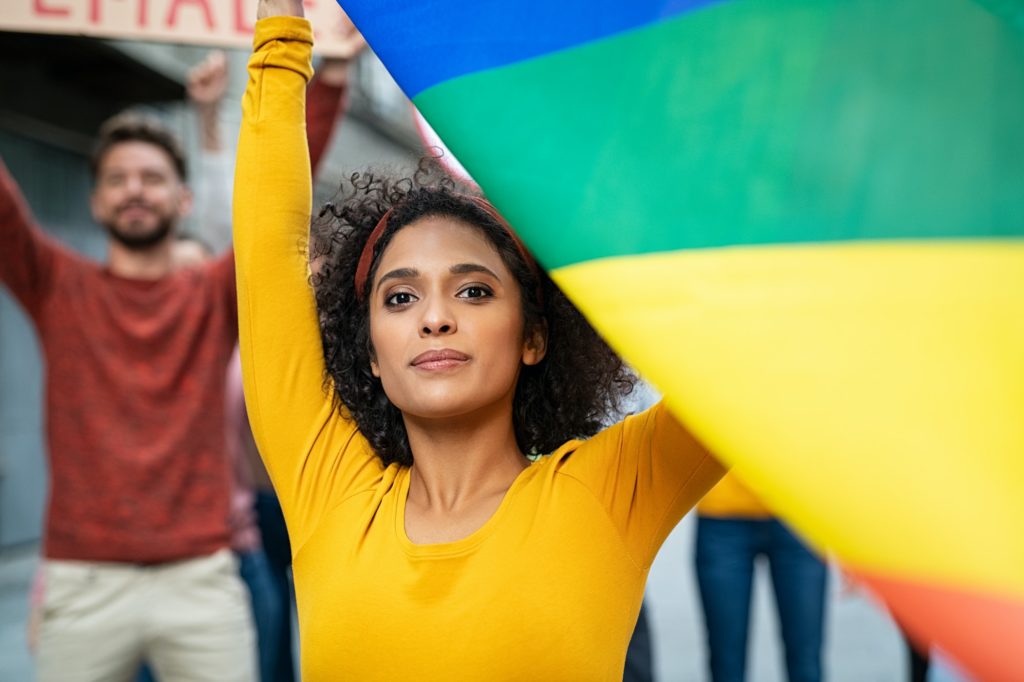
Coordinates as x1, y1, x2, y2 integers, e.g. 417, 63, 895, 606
553, 240, 1024, 597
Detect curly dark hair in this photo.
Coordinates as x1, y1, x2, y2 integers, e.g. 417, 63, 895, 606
310, 159, 635, 467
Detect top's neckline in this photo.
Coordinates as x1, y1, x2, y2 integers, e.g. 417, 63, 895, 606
393, 458, 546, 558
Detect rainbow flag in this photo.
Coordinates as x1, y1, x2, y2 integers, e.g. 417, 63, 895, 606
338, 1, 1024, 678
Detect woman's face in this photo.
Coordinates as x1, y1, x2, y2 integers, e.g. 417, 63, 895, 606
368, 216, 545, 422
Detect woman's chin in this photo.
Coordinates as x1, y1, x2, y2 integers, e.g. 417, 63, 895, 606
395, 393, 509, 425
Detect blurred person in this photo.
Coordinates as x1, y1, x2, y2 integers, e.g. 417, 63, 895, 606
694, 474, 828, 682
14, 50, 250, 679
1, 110, 253, 682
169, 233, 214, 267
11, 31, 360, 679
9, 50, 255, 682
624, 601, 655, 682
231, 4, 725, 680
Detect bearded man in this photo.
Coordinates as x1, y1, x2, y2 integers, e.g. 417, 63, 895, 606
0, 113, 253, 681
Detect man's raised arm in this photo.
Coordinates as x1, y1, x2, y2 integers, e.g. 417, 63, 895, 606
188, 50, 234, 254
307, 14, 366, 175
0, 157, 61, 318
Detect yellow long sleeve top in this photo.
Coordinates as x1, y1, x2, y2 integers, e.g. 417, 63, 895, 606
234, 17, 725, 681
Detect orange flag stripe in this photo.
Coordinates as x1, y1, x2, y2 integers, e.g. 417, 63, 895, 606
855, 570, 1024, 682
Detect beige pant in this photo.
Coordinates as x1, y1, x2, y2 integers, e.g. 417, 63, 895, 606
36, 549, 256, 682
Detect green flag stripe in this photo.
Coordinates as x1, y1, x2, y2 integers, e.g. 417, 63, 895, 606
414, 0, 1024, 270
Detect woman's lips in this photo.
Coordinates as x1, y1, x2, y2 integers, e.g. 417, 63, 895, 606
411, 349, 470, 371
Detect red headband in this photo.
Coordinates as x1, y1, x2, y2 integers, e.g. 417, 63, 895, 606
354, 195, 544, 304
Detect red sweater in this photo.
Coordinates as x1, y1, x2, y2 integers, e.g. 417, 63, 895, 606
0, 76, 346, 563
0, 160, 238, 563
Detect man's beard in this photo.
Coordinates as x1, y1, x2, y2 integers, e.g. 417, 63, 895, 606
103, 213, 175, 251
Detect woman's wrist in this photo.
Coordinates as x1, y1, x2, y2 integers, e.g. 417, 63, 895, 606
257, 0, 304, 19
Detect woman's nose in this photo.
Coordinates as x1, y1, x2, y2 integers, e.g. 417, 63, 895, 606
419, 298, 456, 336
421, 322, 452, 335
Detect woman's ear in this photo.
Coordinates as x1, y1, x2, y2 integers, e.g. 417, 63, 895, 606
522, 321, 548, 366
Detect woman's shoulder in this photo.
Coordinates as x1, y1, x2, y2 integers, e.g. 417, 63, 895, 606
543, 401, 667, 465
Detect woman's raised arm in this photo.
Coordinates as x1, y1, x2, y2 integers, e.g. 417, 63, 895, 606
233, 4, 364, 544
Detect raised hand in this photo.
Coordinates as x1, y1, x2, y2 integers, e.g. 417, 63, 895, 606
333, 11, 368, 62
319, 12, 369, 87
188, 50, 228, 152
187, 50, 229, 110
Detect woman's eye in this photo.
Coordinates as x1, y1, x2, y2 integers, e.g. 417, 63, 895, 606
458, 286, 493, 300
384, 292, 416, 307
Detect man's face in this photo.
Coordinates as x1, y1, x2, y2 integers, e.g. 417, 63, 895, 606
90, 141, 192, 250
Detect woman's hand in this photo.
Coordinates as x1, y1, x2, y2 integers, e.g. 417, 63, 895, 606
257, 0, 305, 19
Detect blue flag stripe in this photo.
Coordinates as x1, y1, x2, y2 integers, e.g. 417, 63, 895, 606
340, 0, 724, 98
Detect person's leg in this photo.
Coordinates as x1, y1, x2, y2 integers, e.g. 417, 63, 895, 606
694, 516, 758, 682
238, 549, 284, 682
145, 550, 256, 682
135, 664, 157, 682
766, 520, 828, 682
36, 560, 145, 682
901, 629, 931, 682
256, 490, 296, 682
623, 599, 655, 682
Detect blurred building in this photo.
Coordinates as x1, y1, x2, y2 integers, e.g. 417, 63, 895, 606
0, 29, 418, 550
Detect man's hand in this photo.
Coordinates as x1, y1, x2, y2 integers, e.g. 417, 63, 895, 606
257, 0, 305, 19
333, 11, 368, 62
188, 51, 228, 151
319, 13, 368, 87
188, 50, 228, 110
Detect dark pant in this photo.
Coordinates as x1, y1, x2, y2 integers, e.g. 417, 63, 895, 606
255, 491, 295, 682
695, 516, 827, 682
901, 630, 930, 682
239, 550, 286, 682
623, 600, 654, 682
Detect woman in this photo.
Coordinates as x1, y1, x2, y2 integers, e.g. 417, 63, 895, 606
235, 2, 726, 679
